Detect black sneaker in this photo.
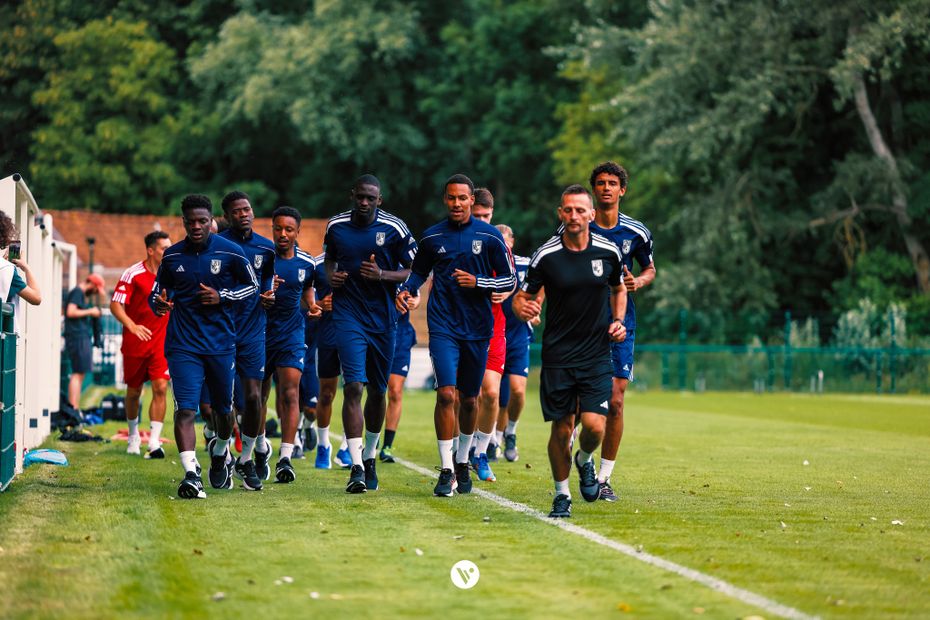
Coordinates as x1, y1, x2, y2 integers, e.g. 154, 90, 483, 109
304, 426, 318, 452
487, 443, 499, 462
144, 447, 166, 460
254, 445, 271, 481
275, 457, 296, 483
548, 494, 572, 518
177, 471, 206, 499
454, 462, 472, 494
234, 458, 263, 491
363, 458, 379, 491
346, 464, 367, 494
205, 435, 216, 456
434, 467, 457, 497
379, 445, 396, 463
598, 480, 619, 502
208, 451, 233, 489
575, 452, 600, 502
292, 443, 305, 460
504, 433, 519, 462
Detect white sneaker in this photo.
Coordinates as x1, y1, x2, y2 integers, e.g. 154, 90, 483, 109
127, 434, 142, 455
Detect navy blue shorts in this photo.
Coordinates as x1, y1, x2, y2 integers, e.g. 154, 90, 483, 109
610, 329, 635, 380
235, 337, 266, 380
390, 324, 417, 377
264, 342, 308, 380
335, 319, 394, 393
503, 340, 531, 378
65, 336, 93, 375
318, 345, 341, 379
300, 361, 319, 410
169, 350, 236, 414
428, 333, 489, 398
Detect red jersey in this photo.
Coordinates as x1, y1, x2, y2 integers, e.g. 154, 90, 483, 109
111, 261, 168, 356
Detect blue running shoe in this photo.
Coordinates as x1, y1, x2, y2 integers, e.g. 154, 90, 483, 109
315, 445, 332, 469
475, 453, 496, 482
334, 447, 352, 469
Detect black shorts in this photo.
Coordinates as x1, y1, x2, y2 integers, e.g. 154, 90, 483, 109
66, 336, 93, 375
539, 363, 612, 422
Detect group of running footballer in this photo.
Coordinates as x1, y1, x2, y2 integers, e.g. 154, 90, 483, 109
110, 161, 654, 518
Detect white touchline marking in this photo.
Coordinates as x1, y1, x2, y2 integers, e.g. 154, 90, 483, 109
396, 456, 819, 620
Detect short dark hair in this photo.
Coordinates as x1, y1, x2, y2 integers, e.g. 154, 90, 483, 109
0, 211, 16, 249
355, 174, 381, 191
589, 161, 629, 190
221, 190, 250, 212
181, 194, 213, 216
474, 187, 494, 209
562, 184, 592, 201
144, 230, 169, 249
272, 205, 301, 226
444, 174, 475, 195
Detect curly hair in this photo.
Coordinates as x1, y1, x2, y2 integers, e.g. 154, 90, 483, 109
181, 194, 213, 216
0, 211, 17, 249
221, 190, 250, 213
589, 161, 629, 191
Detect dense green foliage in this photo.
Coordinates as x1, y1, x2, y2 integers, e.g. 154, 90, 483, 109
1, 0, 928, 342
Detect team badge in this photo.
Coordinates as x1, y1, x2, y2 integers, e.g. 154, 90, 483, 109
622, 239, 632, 255
376, 232, 386, 246
210, 259, 221, 274
254, 255, 264, 269
472, 240, 483, 254
298, 269, 306, 282
591, 259, 603, 276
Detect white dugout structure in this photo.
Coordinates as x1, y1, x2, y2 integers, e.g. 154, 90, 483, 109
1, 174, 72, 476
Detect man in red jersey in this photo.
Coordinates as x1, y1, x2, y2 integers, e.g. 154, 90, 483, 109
111, 231, 172, 458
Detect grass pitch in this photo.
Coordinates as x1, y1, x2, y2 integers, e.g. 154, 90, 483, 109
1, 387, 928, 618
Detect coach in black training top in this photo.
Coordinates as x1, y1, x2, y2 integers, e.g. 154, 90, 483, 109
513, 184, 626, 519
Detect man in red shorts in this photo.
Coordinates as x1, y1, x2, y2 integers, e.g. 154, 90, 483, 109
111, 231, 172, 458
468, 188, 513, 482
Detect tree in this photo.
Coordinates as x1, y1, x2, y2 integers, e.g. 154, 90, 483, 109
30, 18, 187, 212
556, 0, 930, 333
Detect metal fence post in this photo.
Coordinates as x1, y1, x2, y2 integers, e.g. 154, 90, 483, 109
889, 310, 896, 394
678, 309, 687, 390
784, 311, 792, 390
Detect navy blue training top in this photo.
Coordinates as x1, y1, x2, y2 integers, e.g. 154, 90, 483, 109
401, 215, 514, 341
218, 228, 275, 345
150, 234, 258, 355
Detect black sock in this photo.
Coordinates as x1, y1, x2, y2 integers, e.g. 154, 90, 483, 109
383, 429, 396, 448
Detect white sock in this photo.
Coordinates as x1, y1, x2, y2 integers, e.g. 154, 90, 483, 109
506, 420, 518, 435
255, 433, 269, 454
203, 427, 216, 440
318, 426, 330, 448
494, 430, 504, 446
451, 436, 459, 455
555, 478, 570, 498
438, 439, 454, 470
347, 437, 363, 466
455, 433, 473, 464
128, 417, 139, 436
180, 451, 199, 474
363, 431, 380, 460
240, 434, 257, 462
148, 421, 163, 450
474, 430, 492, 455
339, 438, 349, 451
598, 458, 615, 483
576, 448, 593, 466
280, 443, 294, 459
212, 437, 230, 457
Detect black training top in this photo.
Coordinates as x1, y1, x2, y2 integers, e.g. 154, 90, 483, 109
521, 233, 623, 368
